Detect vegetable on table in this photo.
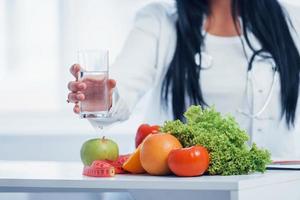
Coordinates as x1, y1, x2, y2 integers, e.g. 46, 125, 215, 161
161, 106, 271, 176
135, 124, 160, 148
168, 146, 210, 177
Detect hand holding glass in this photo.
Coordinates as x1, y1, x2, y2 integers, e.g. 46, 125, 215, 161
77, 50, 110, 119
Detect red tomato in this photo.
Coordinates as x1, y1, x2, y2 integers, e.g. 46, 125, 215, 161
135, 124, 160, 148
168, 146, 210, 177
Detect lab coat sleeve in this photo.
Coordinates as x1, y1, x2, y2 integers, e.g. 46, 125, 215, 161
281, 3, 300, 51
88, 3, 166, 127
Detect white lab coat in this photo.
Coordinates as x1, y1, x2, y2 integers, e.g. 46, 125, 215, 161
90, 2, 300, 159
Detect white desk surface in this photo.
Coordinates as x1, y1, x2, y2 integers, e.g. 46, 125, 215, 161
0, 161, 300, 192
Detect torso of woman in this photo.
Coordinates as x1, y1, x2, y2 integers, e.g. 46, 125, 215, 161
90, 2, 300, 159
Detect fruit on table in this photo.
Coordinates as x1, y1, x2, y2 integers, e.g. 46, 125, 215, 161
123, 144, 146, 174
140, 133, 182, 175
135, 124, 160, 148
80, 137, 119, 166
168, 146, 210, 177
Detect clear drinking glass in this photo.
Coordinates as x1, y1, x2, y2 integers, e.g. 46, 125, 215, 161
77, 49, 110, 119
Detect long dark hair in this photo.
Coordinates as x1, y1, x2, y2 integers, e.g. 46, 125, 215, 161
162, 0, 300, 127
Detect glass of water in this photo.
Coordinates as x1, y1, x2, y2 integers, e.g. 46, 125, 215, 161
77, 49, 110, 119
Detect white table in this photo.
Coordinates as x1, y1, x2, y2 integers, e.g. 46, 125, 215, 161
0, 161, 300, 200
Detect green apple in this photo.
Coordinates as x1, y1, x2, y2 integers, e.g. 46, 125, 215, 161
80, 137, 119, 166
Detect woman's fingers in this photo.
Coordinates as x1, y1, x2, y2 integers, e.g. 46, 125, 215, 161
73, 104, 80, 114
70, 64, 81, 79
68, 92, 85, 103
68, 81, 87, 92
67, 70, 116, 115
69, 64, 83, 115
108, 79, 116, 89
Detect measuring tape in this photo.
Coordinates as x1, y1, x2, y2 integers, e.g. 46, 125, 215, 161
106, 154, 131, 174
82, 154, 131, 177
83, 161, 115, 177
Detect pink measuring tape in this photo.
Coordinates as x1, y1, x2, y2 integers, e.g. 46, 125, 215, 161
82, 154, 131, 177
83, 161, 115, 177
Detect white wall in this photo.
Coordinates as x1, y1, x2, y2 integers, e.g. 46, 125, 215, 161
0, 0, 157, 161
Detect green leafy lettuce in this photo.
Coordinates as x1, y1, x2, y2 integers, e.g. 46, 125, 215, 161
161, 105, 271, 176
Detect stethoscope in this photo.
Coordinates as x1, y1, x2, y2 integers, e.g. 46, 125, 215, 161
194, 32, 278, 120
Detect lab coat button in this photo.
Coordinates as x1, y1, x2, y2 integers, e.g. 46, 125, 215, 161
258, 89, 263, 93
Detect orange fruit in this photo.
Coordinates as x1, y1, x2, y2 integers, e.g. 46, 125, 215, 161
122, 144, 146, 174
140, 133, 182, 176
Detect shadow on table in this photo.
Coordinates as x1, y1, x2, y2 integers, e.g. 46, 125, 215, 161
0, 192, 134, 200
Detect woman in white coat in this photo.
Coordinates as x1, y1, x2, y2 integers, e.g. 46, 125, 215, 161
67, 0, 300, 159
